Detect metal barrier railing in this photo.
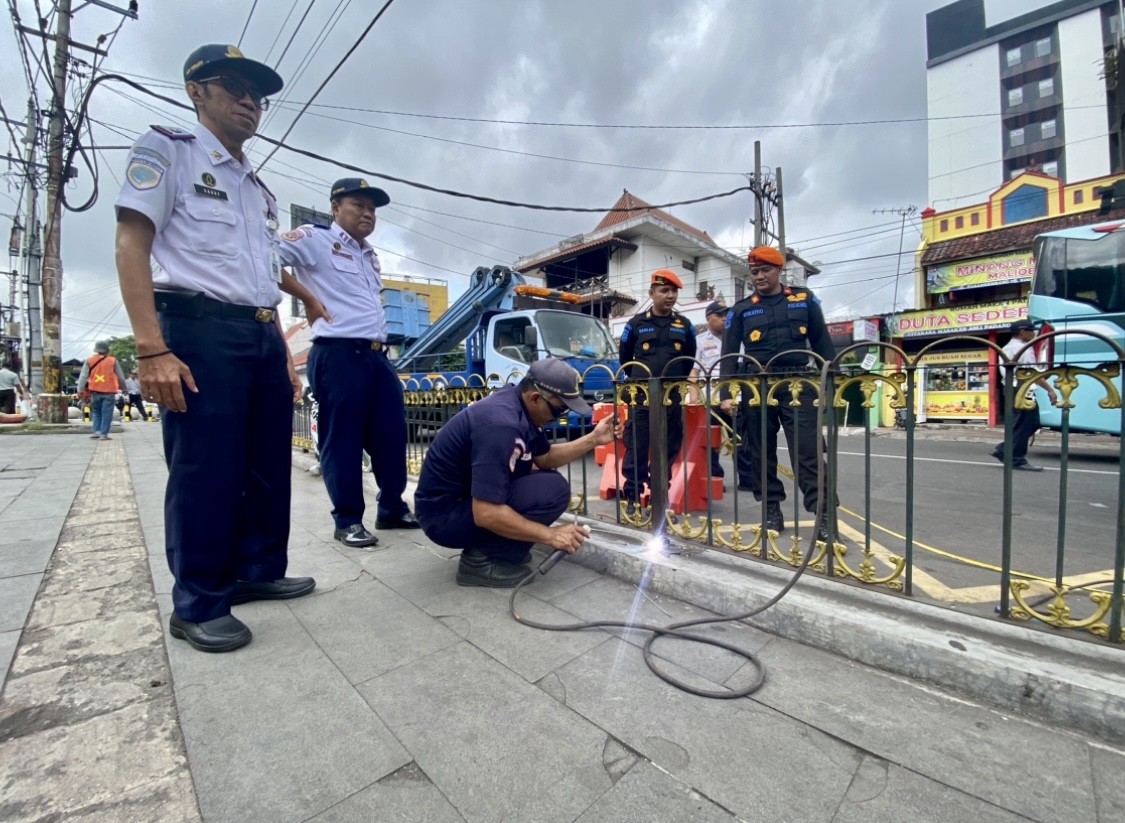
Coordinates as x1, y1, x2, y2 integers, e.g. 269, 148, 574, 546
294, 332, 1124, 646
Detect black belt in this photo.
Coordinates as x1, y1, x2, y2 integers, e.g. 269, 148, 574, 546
313, 337, 386, 352
155, 291, 276, 324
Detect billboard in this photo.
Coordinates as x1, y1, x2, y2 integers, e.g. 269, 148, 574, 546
891, 301, 1027, 338
925, 250, 1034, 294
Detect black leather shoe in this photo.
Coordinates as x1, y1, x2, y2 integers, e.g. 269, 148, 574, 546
764, 501, 785, 533
334, 524, 380, 547
1013, 462, 1044, 472
989, 449, 1003, 463
456, 549, 532, 588
169, 613, 251, 653
231, 577, 317, 605
375, 511, 421, 530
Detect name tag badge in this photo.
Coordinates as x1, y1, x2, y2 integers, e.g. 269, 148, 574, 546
270, 246, 282, 283
193, 183, 229, 201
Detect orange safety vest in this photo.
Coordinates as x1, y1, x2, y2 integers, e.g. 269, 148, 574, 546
87, 354, 119, 394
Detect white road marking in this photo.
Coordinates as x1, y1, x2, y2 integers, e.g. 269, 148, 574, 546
833, 451, 1119, 476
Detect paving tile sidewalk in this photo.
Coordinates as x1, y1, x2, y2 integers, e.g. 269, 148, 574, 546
3, 428, 1124, 822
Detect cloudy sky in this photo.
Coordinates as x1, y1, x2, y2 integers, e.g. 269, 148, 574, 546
0, 0, 1059, 359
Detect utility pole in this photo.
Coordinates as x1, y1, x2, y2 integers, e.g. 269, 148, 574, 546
873, 206, 918, 313
35, 0, 73, 422
22, 99, 43, 402
752, 140, 763, 247
775, 166, 785, 256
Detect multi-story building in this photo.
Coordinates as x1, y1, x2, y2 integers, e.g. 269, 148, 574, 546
927, 0, 1122, 205
514, 190, 819, 333
887, 168, 1124, 426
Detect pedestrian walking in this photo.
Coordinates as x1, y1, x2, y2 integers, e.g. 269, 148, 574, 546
719, 247, 837, 540
0, 361, 26, 415
990, 319, 1058, 472
688, 301, 732, 480
278, 177, 419, 547
114, 43, 314, 653
414, 358, 620, 587
124, 370, 149, 421
618, 270, 697, 515
76, 341, 126, 440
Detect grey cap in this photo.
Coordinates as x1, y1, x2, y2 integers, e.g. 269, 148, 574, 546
527, 357, 592, 415
94, 340, 110, 354
1010, 319, 1036, 333
705, 301, 728, 317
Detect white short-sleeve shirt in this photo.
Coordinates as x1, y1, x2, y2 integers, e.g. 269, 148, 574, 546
114, 123, 282, 308
277, 222, 386, 342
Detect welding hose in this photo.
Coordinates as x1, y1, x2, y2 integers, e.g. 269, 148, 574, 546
509, 360, 832, 699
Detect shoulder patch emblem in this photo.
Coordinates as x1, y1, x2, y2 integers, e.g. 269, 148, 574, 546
131, 146, 169, 167
150, 124, 195, 140
788, 292, 808, 302
126, 156, 164, 190
281, 229, 305, 242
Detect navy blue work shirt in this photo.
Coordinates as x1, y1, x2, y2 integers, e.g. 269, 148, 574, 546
414, 385, 549, 517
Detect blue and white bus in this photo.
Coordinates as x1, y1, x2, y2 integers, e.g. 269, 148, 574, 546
1029, 221, 1125, 435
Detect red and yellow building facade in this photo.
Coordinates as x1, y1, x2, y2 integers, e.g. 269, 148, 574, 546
888, 169, 1125, 426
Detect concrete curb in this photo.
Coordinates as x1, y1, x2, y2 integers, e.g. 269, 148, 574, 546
566, 517, 1125, 747
289, 447, 1125, 746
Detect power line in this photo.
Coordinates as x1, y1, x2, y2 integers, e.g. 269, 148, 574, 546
256, 0, 382, 171
262, 0, 302, 63
268, 102, 1108, 131
237, 0, 260, 47
273, 0, 319, 70
79, 74, 757, 214
271, 106, 743, 176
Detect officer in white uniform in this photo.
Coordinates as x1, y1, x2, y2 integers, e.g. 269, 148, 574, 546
114, 44, 314, 653
278, 178, 419, 547
689, 301, 729, 478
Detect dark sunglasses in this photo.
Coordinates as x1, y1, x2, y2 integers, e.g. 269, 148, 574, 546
534, 385, 569, 419
196, 75, 270, 110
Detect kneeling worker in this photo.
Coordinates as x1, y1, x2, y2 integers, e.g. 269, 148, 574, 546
414, 358, 621, 587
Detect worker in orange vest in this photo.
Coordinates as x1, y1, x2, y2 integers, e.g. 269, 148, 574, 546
76, 340, 127, 440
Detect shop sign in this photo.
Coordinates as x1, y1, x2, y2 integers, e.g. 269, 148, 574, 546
925, 250, 1034, 294
852, 319, 879, 342
916, 349, 990, 366
892, 302, 1027, 338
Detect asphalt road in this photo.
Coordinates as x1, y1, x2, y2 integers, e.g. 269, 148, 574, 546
575, 435, 1122, 616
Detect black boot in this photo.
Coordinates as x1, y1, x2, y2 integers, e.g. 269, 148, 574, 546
456, 549, 532, 588
816, 512, 836, 544
764, 501, 784, 533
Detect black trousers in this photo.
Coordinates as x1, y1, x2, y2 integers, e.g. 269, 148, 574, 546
159, 311, 293, 623
0, 389, 14, 414
738, 389, 829, 513
126, 392, 148, 420
418, 471, 570, 564
995, 387, 1040, 464
621, 402, 685, 502
307, 339, 409, 529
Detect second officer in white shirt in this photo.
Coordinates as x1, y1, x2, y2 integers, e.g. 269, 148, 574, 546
279, 179, 419, 547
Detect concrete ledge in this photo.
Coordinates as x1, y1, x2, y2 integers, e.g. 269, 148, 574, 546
568, 519, 1125, 747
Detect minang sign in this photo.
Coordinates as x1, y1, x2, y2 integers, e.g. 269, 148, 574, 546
892, 301, 1028, 337
926, 251, 1034, 294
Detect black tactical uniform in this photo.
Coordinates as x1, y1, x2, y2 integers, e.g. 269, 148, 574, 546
719, 286, 836, 520
618, 308, 697, 503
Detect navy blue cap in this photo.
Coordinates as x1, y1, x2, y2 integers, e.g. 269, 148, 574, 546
528, 358, 592, 415
705, 301, 728, 316
1010, 319, 1036, 333
330, 178, 391, 208
183, 44, 283, 97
